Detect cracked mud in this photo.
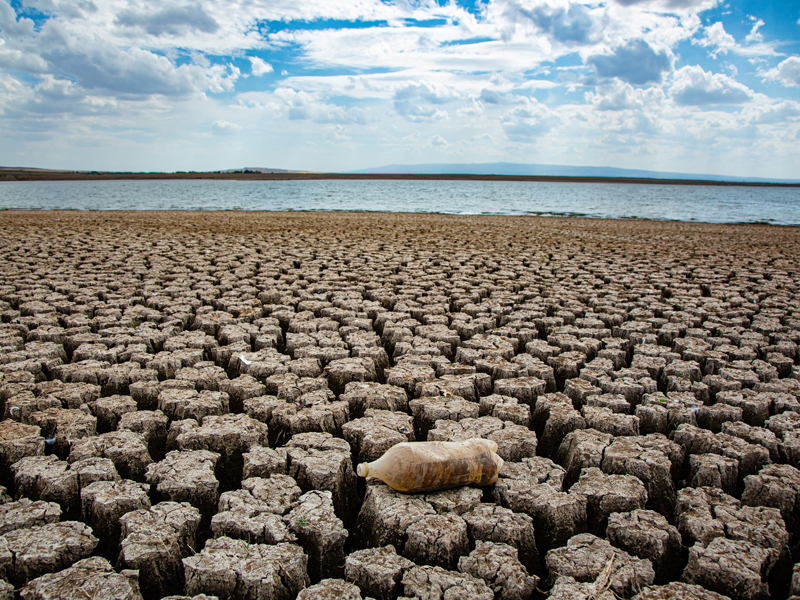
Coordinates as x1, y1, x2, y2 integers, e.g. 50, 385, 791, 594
0, 210, 799, 600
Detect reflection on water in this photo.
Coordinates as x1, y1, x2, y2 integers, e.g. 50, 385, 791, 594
0, 179, 797, 225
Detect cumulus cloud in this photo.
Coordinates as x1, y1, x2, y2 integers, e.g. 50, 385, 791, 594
0, 0, 795, 176
0, 72, 31, 113
764, 57, 800, 88
698, 22, 735, 57
479, 89, 505, 104
745, 18, 765, 44
499, 0, 602, 44
115, 4, 220, 37
671, 65, 754, 105
248, 57, 273, 77
274, 87, 368, 125
458, 98, 485, 117
393, 81, 458, 122
587, 80, 666, 111
0, 39, 49, 72
696, 20, 778, 59
37, 28, 238, 96
611, 0, 720, 11
743, 101, 800, 125
587, 39, 673, 85
211, 120, 241, 135
0, 0, 35, 38
501, 98, 557, 141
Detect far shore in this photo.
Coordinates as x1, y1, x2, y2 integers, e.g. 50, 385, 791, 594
1, 169, 798, 188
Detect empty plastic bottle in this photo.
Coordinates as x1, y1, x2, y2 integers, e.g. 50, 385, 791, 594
356, 438, 504, 493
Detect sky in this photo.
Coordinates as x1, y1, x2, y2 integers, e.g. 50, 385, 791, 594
0, 0, 799, 179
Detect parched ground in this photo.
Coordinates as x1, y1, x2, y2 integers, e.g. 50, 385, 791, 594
1, 210, 800, 600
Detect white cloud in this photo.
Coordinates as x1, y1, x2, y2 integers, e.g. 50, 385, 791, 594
745, 18, 764, 44
393, 81, 458, 122
587, 39, 673, 85
273, 87, 368, 125
0, 0, 35, 38
670, 65, 754, 105
0, 0, 796, 178
248, 57, 273, 77
0, 72, 32, 114
764, 57, 800, 88
495, 0, 603, 45
610, 0, 721, 12
457, 98, 486, 117
115, 4, 220, 37
695, 19, 778, 59
501, 98, 557, 141
0, 40, 49, 72
211, 120, 242, 135
743, 101, 800, 125
12, 19, 241, 97
698, 22, 735, 57
587, 80, 666, 111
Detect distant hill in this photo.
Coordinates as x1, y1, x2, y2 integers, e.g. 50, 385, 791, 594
350, 162, 800, 184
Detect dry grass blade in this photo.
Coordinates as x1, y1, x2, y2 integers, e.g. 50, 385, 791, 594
589, 554, 615, 600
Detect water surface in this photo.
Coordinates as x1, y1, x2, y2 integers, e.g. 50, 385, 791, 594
0, 179, 797, 225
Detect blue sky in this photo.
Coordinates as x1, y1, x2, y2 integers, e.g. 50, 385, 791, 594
0, 0, 798, 178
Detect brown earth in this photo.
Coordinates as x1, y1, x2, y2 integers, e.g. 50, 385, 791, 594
1, 210, 799, 600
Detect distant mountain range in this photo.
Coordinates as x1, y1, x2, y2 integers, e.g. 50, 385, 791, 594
349, 162, 800, 184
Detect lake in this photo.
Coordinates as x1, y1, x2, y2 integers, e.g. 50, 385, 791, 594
0, 179, 797, 225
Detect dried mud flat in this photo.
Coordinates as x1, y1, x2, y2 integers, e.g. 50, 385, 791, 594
1, 210, 800, 600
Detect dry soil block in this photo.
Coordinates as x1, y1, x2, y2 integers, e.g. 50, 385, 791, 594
0, 521, 98, 586
545, 533, 656, 598
409, 395, 480, 440
19, 556, 143, 600
145, 450, 219, 517
354, 482, 435, 552
80, 478, 151, 560
183, 538, 309, 600
601, 434, 683, 518
682, 537, 771, 600
0, 498, 60, 534
458, 540, 539, 600
569, 467, 648, 536
404, 512, 469, 570
607, 510, 683, 583
285, 432, 357, 524
0, 420, 43, 482
344, 545, 415, 600
119, 501, 201, 599
284, 490, 348, 581
68, 429, 153, 482
342, 409, 414, 464
462, 502, 539, 573
211, 474, 299, 545
341, 382, 409, 418
401, 564, 494, 600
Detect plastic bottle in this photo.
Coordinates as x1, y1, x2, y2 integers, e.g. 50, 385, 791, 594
356, 438, 504, 493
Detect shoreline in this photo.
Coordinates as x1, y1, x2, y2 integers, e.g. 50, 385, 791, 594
1, 169, 799, 188
0, 209, 795, 229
